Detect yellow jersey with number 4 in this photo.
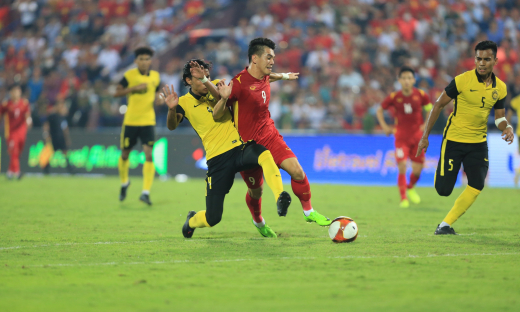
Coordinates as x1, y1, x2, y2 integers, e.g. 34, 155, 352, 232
444, 69, 507, 143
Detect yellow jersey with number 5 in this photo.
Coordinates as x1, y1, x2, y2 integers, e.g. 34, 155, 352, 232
444, 69, 507, 143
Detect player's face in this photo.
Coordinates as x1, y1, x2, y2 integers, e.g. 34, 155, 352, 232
255, 47, 275, 76
190, 69, 211, 96
475, 50, 497, 77
398, 72, 415, 91
135, 54, 152, 73
9, 87, 21, 100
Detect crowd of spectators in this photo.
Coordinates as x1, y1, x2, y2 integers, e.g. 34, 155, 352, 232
1, 0, 519, 132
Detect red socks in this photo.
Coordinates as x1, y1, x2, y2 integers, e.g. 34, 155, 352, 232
398, 174, 407, 200
246, 192, 263, 223
291, 176, 312, 211
407, 173, 420, 189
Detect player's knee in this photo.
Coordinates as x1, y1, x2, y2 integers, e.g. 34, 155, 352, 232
206, 212, 222, 227
248, 187, 263, 199
290, 166, 305, 181
435, 183, 452, 197
121, 150, 130, 160
468, 181, 484, 191
145, 155, 153, 162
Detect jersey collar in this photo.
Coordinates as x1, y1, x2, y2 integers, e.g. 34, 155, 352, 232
189, 89, 202, 101
474, 69, 497, 88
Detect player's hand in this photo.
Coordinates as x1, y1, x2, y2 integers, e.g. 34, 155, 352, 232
287, 72, 300, 80
218, 81, 233, 99
189, 61, 205, 80
161, 85, 179, 109
133, 83, 147, 91
416, 136, 429, 157
382, 125, 393, 136
502, 127, 514, 145
216, 79, 226, 90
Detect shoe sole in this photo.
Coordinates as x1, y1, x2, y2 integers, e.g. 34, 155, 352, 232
277, 191, 292, 217
183, 211, 197, 238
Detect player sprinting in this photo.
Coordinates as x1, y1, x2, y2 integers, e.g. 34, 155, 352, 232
1, 85, 32, 179
506, 92, 520, 186
114, 47, 164, 205
163, 59, 291, 238
224, 38, 331, 226
377, 67, 433, 208
417, 41, 515, 235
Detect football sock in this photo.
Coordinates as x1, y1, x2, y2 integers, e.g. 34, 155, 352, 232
9, 149, 20, 174
142, 161, 155, 193
440, 221, 450, 228
257, 150, 284, 201
253, 218, 266, 228
303, 208, 314, 217
398, 173, 407, 200
189, 210, 211, 228
246, 192, 263, 223
118, 157, 129, 185
443, 185, 481, 225
407, 173, 420, 189
291, 175, 312, 211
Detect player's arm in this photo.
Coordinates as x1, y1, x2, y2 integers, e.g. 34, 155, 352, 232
269, 72, 299, 83
155, 81, 165, 105
494, 96, 514, 144
190, 61, 222, 101
213, 80, 233, 120
25, 104, 32, 129
416, 91, 453, 156
376, 106, 393, 136
114, 76, 147, 97
162, 85, 183, 130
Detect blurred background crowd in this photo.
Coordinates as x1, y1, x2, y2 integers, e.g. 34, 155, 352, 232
0, 0, 519, 133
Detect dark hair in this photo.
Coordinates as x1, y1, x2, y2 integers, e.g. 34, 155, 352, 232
8, 84, 21, 91
398, 66, 415, 78
475, 40, 497, 57
248, 38, 276, 63
134, 46, 154, 58
182, 59, 212, 86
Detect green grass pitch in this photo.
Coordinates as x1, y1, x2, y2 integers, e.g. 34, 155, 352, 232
1, 176, 519, 311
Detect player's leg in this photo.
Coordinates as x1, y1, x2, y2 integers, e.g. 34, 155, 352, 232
7, 137, 21, 179
515, 141, 520, 187
139, 126, 156, 205
438, 142, 488, 234
119, 125, 136, 201
239, 143, 291, 218
280, 157, 331, 226
407, 139, 425, 204
396, 159, 409, 208
183, 193, 226, 238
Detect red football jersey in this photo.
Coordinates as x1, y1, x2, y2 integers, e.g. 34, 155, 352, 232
227, 68, 279, 145
381, 88, 431, 140
1, 99, 30, 138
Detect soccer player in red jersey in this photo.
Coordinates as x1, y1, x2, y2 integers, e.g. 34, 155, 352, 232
220, 38, 331, 226
376, 67, 432, 208
0, 85, 32, 179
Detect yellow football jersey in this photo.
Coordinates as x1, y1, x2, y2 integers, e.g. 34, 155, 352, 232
177, 81, 243, 160
510, 95, 520, 136
120, 68, 161, 126
444, 69, 507, 143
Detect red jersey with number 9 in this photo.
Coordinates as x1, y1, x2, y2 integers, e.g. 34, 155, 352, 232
381, 88, 431, 141
226, 67, 278, 145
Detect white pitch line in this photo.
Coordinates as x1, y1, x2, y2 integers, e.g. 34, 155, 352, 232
15, 252, 520, 268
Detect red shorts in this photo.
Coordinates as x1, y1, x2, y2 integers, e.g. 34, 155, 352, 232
240, 135, 296, 189
395, 134, 424, 164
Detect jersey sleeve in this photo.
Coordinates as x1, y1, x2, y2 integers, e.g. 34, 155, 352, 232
227, 77, 242, 106
119, 76, 129, 88
176, 103, 186, 122
444, 79, 459, 99
380, 93, 394, 110
420, 90, 431, 106
494, 85, 507, 110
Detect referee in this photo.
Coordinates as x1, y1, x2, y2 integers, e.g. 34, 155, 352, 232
417, 40, 515, 235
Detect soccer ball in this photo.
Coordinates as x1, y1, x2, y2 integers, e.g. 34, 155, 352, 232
328, 216, 358, 243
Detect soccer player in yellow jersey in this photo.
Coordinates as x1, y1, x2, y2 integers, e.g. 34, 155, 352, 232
163, 59, 291, 238
114, 47, 164, 205
506, 90, 520, 186
417, 41, 515, 235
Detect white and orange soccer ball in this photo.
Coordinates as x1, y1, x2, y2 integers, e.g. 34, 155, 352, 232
328, 216, 358, 243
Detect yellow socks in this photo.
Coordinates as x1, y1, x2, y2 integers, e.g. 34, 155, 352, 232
189, 211, 211, 228
142, 161, 155, 193
118, 157, 129, 185
258, 150, 284, 201
443, 185, 481, 225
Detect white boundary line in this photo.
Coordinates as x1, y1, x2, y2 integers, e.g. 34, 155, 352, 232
14, 252, 520, 268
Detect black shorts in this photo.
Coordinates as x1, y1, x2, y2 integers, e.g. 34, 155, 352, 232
51, 136, 67, 151
120, 125, 155, 150
435, 140, 488, 195
205, 141, 267, 196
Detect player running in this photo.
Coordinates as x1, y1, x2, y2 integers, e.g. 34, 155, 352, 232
223, 38, 331, 226
114, 47, 164, 205
1, 85, 32, 179
377, 67, 432, 208
164, 59, 291, 238
417, 41, 514, 235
